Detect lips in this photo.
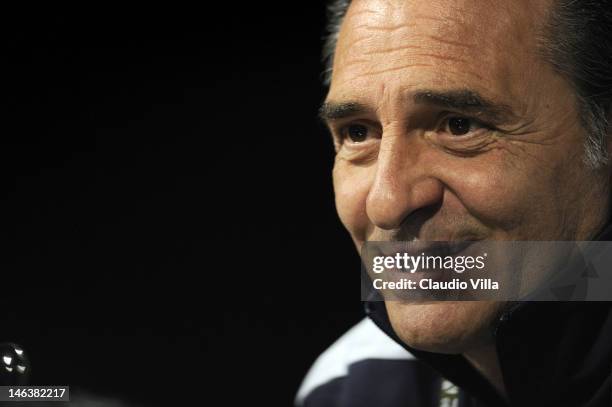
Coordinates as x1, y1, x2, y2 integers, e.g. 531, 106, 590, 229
371, 239, 479, 258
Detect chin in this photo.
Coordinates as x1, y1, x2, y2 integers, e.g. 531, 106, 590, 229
384, 301, 504, 354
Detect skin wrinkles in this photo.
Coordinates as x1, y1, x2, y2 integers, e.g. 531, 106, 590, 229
426, 133, 500, 157
411, 14, 463, 25
329, 0, 611, 398
369, 51, 468, 66
345, 35, 372, 46
424, 34, 475, 48
341, 58, 371, 69
350, 61, 484, 81
351, 18, 462, 36
338, 26, 486, 81
363, 43, 424, 55
364, 63, 436, 77
331, 60, 486, 90
349, 9, 380, 18
352, 22, 416, 32
504, 103, 585, 169
353, 27, 476, 50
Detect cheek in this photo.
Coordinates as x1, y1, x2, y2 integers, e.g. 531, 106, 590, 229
452, 165, 523, 223
333, 162, 374, 242
436, 150, 552, 234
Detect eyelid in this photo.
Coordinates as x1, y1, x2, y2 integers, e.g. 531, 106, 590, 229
335, 120, 382, 143
437, 113, 494, 133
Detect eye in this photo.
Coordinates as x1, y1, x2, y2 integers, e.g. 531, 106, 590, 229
446, 117, 473, 136
343, 124, 370, 143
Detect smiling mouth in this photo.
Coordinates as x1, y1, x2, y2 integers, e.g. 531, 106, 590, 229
373, 239, 480, 258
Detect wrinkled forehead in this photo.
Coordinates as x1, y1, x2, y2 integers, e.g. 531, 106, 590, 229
330, 0, 552, 101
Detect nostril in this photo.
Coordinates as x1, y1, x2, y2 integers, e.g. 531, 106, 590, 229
392, 204, 443, 241
366, 176, 445, 231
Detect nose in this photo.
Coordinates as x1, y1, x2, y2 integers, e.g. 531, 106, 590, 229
365, 132, 444, 231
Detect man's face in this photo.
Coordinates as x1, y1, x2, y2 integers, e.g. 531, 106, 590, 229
326, 0, 611, 354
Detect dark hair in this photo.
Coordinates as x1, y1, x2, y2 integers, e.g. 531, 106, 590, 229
322, 0, 612, 167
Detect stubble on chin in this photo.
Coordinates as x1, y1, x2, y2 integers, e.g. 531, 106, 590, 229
384, 300, 506, 354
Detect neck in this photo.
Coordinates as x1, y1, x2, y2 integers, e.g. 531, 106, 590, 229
463, 343, 507, 401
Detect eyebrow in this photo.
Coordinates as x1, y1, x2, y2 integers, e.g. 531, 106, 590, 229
319, 89, 518, 125
413, 90, 517, 123
318, 101, 369, 121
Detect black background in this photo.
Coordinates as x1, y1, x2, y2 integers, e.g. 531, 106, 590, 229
0, 4, 363, 406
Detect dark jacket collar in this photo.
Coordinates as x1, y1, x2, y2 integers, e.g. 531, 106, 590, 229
365, 223, 612, 406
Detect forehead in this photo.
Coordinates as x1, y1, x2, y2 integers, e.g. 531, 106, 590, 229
330, 0, 551, 104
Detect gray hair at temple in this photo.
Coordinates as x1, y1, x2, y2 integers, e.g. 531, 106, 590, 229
321, 0, 612, 168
